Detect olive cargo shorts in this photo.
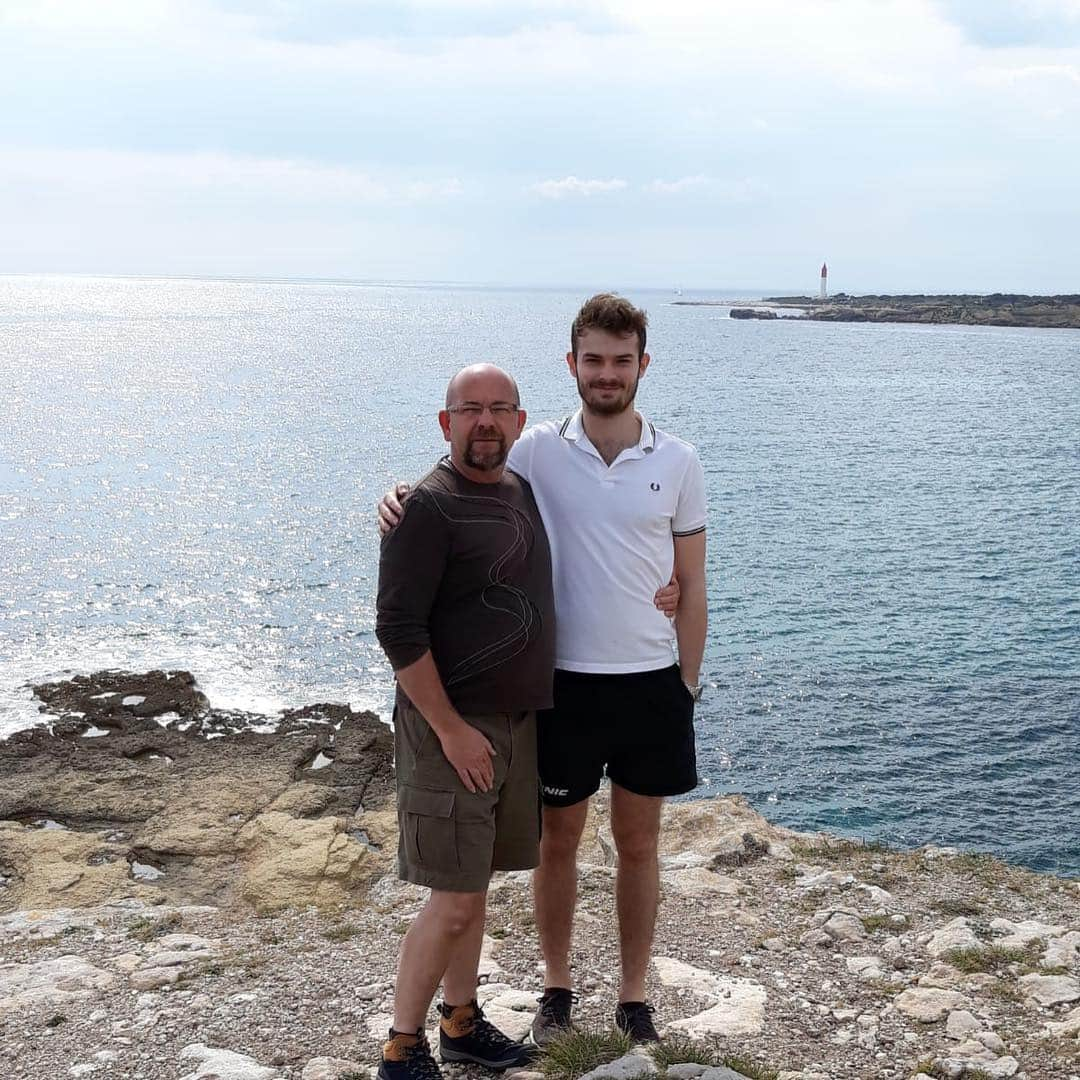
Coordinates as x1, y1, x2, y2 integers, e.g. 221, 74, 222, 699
393, 702, 541, 892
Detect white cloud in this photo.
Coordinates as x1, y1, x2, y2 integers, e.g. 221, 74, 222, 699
0, 147, 465, 205
528, 176, 628, 198
645, 175, 710, 194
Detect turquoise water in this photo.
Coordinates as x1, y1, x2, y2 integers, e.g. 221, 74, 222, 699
1, 276, 1077, 872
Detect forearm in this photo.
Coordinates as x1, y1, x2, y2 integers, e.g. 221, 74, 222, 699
675, 581, 707, 686
393, 651, 468, 741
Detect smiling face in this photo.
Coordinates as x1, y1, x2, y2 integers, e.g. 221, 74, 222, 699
438, 364, 526, 483
567, 327, 651, 416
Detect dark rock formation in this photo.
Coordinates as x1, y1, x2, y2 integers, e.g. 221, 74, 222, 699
0, 671, 396, 911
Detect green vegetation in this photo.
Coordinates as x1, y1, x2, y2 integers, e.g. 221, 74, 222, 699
540, 1028, 634, 1080
649, 1034, 721, 1069
911, 1062, 991, 1080
322, 923, 362, 942
720, 1056, 780, 1080
941, 944, 1034, 974
125, 911, 183, 942
930, 897, 984, 917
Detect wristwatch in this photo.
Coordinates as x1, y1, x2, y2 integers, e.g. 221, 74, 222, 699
684, 682, 704, 703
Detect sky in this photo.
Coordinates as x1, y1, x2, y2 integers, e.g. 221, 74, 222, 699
1, 0, 1079, 292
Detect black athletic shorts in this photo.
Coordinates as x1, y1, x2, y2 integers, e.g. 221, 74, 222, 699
537, 664, 698, 807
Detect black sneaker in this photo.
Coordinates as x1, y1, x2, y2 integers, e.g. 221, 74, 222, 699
439, 1001, 537, 1070
614, 1001, 660, 1043
529, 987, 576, 1047
377, 1032, 442, 1080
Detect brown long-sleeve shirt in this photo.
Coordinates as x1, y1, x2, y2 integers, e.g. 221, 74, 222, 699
376, 458, 555, 714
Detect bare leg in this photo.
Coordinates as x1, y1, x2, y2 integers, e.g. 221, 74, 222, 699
532, 800, 590, 989
610, 785, 663, 1003
442, 891, 488, 1005
392, 889, 488, 1031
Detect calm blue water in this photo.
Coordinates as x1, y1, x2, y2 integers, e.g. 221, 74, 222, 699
2, 276, 1078, 873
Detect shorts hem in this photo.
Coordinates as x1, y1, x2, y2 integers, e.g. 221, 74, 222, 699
606, 775, 699, 799
398, 867, 492, 893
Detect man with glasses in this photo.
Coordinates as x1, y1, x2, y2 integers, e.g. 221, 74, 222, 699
375, 363, 553, 1080
380, 294, 707, 1045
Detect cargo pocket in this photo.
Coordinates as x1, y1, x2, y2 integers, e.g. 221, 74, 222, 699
400, 785, 458, 874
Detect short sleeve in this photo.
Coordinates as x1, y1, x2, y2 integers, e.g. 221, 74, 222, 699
672, 450, 707, 537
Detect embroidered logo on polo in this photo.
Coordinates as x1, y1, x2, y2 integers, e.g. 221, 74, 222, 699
650, 482, 661, 491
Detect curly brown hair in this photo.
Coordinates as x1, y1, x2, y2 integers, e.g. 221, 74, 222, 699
570, 293, 648, 359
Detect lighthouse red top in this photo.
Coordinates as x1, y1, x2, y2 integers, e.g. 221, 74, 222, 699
821, 262, 828, 276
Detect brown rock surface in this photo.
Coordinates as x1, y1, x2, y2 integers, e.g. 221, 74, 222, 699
0, 670, 395, 912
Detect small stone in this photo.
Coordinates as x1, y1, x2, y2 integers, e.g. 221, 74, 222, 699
666, 1066, 707, 1079
895, 988, 970, 1023
301, 1058, 369, 1080
945, 1010, 983, 1039
822, 912, 866, 943
1019, 974, 1080, 1007
927, 918, 980, 958
576, 1052, 659, 1080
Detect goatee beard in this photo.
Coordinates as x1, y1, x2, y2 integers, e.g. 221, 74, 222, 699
578, 376, 639, 416
464, 435, 507, 470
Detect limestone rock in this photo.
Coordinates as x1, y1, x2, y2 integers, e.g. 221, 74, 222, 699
945, 1009, 983, 1039
1043, 931, 1080, 970
989, 918, 1064, 948
0, 955, 117, 1014
301, 1058, 369, 1080
822, 912, 866, 943
664, 985, 768, 1038
666, 1066, 707, 1079
927, 918, 980, 958
846, 956, 887, 981
1045, 1005, 1080, 1039
895, 988, 970, 1023
178, 1043, 282, 1080
661, 867, 743, 898
1018, 973, 1080, 1006
577, 1051, 657, 1080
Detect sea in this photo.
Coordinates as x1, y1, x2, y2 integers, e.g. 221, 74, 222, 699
1, 275, 1078, 874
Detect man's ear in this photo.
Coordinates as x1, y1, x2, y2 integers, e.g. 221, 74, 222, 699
639, 351, 651, 377
565, 351, 577, 378
515, 409, 527, 436
438, 409, 452, 442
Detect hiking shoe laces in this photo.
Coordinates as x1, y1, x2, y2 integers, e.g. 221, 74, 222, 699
377, 1033, 442, 1080
440, 1002, 537, 1070
614, 1001, 660, 1044
530, 987, 577, 1047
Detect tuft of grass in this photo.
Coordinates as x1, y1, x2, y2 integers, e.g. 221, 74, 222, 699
861, 914, 894, 933
789, 838, 891, 863
540, 1028, 634, 1080
930, 896, 984, 917
322, 923, 361, 942
910, 1061, 991, 1080
650, 1034, 721, 1069
720, 1056, 780, 1080
940, 944, 1032, 974
45, 1014, 66, 1028
126, 911, 182, 943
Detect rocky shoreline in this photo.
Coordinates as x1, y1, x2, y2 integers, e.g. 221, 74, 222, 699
2, 671, 1079, 1080
675, 294, 1080, 330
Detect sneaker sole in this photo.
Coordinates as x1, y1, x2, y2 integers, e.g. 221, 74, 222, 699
439, 1047, 536, 1070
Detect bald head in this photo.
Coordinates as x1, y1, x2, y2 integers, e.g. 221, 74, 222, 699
445, 364, 520, 410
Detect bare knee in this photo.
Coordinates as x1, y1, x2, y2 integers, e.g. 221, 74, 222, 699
612, 824, 659, 866
426, 890, 486, 937
540, 804, 588, 862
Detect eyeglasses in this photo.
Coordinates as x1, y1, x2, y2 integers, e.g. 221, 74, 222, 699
446, 402, 519, 417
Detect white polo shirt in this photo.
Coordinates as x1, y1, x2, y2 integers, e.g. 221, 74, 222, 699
507, 410, 707, 674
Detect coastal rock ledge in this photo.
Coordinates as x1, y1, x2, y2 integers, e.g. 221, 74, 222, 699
2, 671, 1079, 1080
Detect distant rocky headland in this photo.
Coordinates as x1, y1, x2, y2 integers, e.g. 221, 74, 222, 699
678, 294, 1080, 330
2, 671, 1079, 1080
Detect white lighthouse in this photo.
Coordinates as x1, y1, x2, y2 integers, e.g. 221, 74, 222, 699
820, 261, 828, 300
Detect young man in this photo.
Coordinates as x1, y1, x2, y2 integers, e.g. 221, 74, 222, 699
381, 295, 708, 1044
375, 364, 554, 1080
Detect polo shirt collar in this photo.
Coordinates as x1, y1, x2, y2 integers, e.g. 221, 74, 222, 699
559, 408, 656, 457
